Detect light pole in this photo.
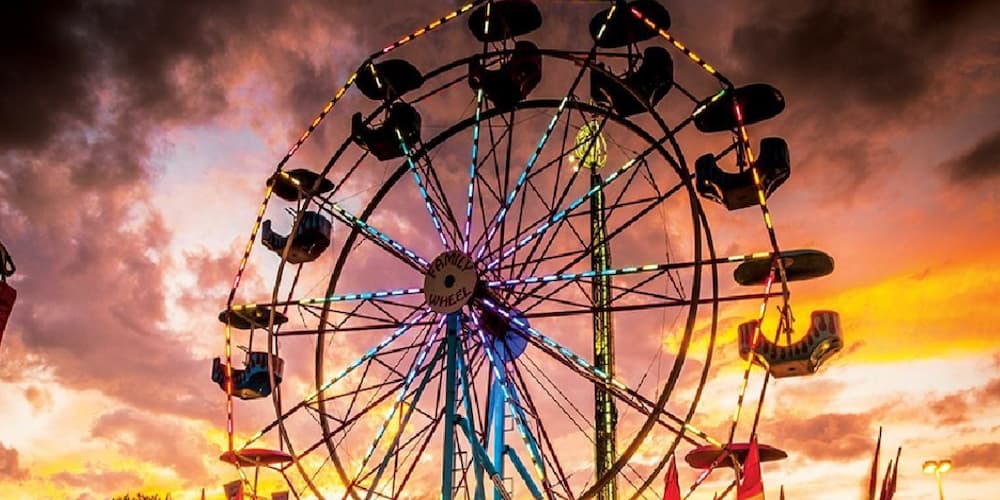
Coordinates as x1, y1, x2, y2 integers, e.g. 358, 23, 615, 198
922, 459, 952, 500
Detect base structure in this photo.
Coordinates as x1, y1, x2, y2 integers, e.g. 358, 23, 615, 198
441, 311, 545, 500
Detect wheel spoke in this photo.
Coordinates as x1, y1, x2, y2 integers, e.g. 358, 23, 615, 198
354, 316, 448, 483
240, 308, 433, 449
476, 298, 720, 447
316, 197, 430, 271
398, 131, 456, 250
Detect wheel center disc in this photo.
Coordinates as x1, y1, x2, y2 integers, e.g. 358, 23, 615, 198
424, 250, 478, 314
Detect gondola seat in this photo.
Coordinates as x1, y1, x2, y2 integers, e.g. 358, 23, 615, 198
591, 46, 673, 117
218, 306, 289, 330
211, 352, 285, 400
468, 0, 543, 42
356, 59, 424, 102
738, 310, 843, 378
695, 137, 790, 210
261, 211, 332, 264
469, 41, 542, 110
695, 83, 785, 133
351, 103, 422, 161
589, 0, 671, 48
734, 249, 835, 286
268, 168, 334, 202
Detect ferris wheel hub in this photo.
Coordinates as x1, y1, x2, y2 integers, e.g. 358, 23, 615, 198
424, 250, 478, 314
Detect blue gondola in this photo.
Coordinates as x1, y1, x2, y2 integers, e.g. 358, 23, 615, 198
212, 352, 285, 400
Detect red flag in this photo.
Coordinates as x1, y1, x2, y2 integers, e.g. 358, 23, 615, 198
0, 281, 15, 348
224, 479, 245, 500
737, 438, 765, 500
663, 456, 681, 500
887, 447, 902, 500
867, 427, 882, 500
878, 460, 893, 500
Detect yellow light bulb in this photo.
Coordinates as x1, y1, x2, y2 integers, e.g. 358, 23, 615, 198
573, 120, 607, 170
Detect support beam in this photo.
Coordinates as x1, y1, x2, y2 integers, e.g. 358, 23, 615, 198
591, 170, 617, 500
442, 313, 461, 499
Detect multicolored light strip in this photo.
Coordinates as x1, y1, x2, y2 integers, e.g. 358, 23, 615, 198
376, 2, 483, 56
627, 7, 732, 87
465, 88, 484, 253
485, 157, 640, 270
320, 198, 430, 268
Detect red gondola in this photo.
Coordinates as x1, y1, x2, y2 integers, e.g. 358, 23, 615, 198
0, 242, 15, 348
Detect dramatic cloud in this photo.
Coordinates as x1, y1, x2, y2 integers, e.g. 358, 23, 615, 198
946, 128, 1000, 182
728, 0, 997, 114
51, 469, 143, 493
0, 442, 28, 481
765, 412, 876, 461
90, 409, 214, 485
954, 442, 1000, 470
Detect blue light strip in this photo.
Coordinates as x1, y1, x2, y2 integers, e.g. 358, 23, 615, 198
477, 298, 722, 447
295, 286, 424, 306
357, 315, 446, 478
484, 158, 640, 270
474, 94, 572, 262
474, 0, 621, 264
468, 311, 549, 485
486, 251, 779, 288
397, 129, 451, 250
323, 200, 430, 268
465, 88, 484, 253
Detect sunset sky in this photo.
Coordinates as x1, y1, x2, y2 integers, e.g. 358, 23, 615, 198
1, 1, 999, 499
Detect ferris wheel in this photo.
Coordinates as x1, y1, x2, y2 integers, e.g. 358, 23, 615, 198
212, 1, 842, 498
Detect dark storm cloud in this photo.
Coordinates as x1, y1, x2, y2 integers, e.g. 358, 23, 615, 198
0, 1, 355, 420
0, 0, 287, 151
945, 128, 1000, 182
728, 0, 998, 113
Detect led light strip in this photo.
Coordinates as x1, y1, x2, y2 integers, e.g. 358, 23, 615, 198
465, 88, 485, 253
474, 1, 621, 262
228, 287, 423, 312
398, 130, 452, 250
486, 251, 778, 288
322, 200, 430, 268
356, 316, 446, 479
485, 156, 640, 270
240, 308, 433, 449
627, 7, 733, 87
